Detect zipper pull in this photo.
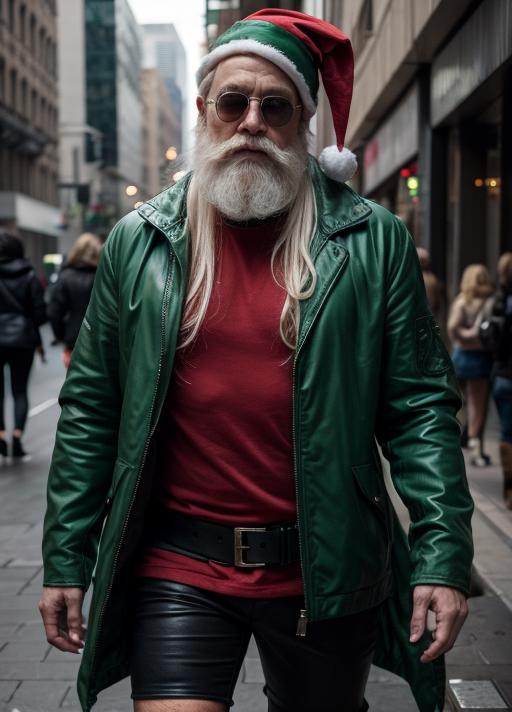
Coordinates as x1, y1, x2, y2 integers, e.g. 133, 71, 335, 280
296, 609, 308, 637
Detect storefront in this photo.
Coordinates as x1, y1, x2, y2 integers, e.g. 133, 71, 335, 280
430, 0, 512, 299
362, 82, 424, 243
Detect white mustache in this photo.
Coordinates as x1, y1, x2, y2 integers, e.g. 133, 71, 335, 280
205, 134, 293, 167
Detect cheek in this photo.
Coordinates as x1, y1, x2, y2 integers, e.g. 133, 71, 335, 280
268, 125, 298, 150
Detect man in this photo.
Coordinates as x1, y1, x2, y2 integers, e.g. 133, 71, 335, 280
39, 10, 473, 712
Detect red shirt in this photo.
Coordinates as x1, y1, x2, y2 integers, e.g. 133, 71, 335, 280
136, 217, 303, 597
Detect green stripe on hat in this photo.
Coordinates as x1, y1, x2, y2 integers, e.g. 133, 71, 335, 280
210, 20, 319, 105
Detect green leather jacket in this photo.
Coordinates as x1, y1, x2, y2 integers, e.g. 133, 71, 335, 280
42, 159, 473, 712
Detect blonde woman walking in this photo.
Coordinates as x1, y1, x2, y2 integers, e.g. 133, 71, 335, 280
448, 264, 495, 466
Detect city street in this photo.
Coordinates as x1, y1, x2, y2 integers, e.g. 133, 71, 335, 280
0, 327, 511, 712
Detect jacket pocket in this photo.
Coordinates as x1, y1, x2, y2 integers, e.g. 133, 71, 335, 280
416, 314, 453, 376
351, 463, 392, 565
106, 457, 133, 507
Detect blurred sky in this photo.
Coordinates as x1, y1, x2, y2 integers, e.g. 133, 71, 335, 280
128, 0, 206, 150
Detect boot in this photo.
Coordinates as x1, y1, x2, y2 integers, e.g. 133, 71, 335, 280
499, 442, 512, 510
12, 435, 27, 459
468, 437, 490, 467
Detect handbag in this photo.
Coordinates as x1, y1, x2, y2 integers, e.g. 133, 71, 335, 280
479, 316, 503, 352
0, 278, 39, 349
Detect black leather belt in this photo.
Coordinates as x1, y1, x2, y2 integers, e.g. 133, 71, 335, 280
146, 509, 300, 568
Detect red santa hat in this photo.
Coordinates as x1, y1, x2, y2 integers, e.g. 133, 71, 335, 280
197, 8, 357, 183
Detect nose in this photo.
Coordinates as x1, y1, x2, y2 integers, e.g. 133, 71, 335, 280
237, 97, 267, 136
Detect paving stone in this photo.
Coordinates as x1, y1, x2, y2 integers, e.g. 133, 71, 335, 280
243, 657, 264, 683
0, 583, 24, 596
232, 681, 266, 712
9, 680, 70, 708
0, 642, 49, 663
45, 647, 85, 664
0, 526, 31, 542
62, 678, 131, 711
0, 595, 42, 611
0, 626, 18, 642
366, 682, 417, 711
0, 568, 41, 582
0, 680, 19, 703
0, 609, 40, 625
10, 623, 46, 643
6, 560, 43, 568
0, 661, 80, 681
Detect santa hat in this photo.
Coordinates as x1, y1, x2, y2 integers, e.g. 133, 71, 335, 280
197, 8, 357, 183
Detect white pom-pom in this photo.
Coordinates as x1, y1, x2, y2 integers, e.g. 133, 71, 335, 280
319, 145, 358, 183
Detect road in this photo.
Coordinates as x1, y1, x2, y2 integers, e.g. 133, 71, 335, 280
0, 327, 511, 711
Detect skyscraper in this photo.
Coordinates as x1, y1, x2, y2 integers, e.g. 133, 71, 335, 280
142, 24, 186, 151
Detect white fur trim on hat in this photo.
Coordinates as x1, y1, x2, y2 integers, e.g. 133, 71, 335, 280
197, 39, 317, 118
319, 145, 357, 183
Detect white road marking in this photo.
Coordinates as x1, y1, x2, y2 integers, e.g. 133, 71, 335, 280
28, 398, 59, 418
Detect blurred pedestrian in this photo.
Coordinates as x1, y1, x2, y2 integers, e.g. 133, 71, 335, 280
0, 229, 46, 458
48, 233, 102, 369
448, 264, 495, 466
417, 247, 443, 323
490, 252, 512, 508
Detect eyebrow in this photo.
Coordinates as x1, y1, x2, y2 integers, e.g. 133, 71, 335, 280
216, 83, 295, 100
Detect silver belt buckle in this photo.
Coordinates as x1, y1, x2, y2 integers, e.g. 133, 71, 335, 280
234, 527, 267, 567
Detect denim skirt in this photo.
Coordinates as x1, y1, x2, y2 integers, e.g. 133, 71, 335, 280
451, 348, 493, 380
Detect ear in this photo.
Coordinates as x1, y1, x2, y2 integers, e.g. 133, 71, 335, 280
197, 95, 205, 114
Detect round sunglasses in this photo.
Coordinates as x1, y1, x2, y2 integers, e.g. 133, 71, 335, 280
205, 92, 302, 128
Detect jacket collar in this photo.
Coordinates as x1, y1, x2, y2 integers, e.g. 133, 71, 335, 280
137, 155, 372, 243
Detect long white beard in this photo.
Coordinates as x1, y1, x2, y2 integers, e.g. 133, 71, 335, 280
192, 125, 308, 221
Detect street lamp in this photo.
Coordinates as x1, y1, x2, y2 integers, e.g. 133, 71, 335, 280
165, 146, 178, 161
125, 185, 138, 197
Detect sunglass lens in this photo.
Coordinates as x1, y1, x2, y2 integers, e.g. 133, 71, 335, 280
262, 97, 293, 127
217, 92, 248, 122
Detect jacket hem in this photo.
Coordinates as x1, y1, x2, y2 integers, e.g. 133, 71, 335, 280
310, 570, 392, 621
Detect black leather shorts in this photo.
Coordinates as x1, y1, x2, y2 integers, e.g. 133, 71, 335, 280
129, 579, 380, 711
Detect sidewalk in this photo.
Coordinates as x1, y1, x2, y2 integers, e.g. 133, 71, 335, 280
0, 338, 511, 711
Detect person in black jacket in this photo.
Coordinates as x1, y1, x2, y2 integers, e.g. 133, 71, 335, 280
0, 230, 46, 458
491, 252, 512, 509
48, 232, 102, 368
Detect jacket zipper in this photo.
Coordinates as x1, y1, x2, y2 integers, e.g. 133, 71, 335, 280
87, 246, 175, 706
293, 247, 350, 638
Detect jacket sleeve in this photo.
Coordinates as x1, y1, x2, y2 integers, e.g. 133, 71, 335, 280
47, 275, 68, 341
375, 218, 474, 595
42, 231, 121, 589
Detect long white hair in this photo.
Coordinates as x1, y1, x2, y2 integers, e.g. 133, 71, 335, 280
180, 71, 317, 351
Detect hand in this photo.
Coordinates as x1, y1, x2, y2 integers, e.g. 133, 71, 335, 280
38, 587, 86, 653
410, 585, 468, 663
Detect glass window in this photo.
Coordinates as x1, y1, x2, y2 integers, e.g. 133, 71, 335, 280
19, 3, 25, 43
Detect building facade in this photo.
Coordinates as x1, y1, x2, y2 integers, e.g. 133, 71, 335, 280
0, 0, 61, 270
85, 0, 143, 221
142, 24, 186, 153
141, 68, 181, 198
310, 0, 512, 303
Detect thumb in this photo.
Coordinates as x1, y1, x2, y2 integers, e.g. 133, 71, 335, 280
410, 586, 433, 643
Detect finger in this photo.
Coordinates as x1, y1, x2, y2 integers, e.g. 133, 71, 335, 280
410, 587, 432, 642
39, 605, 82, 653
420, 606, 467, 662
65, 592, 85, 645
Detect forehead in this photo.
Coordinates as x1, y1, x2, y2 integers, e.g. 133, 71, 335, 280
210, 54, 299, 98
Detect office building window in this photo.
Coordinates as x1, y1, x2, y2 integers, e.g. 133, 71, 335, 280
10, 68, 16, 111
19, 3, 25, 43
